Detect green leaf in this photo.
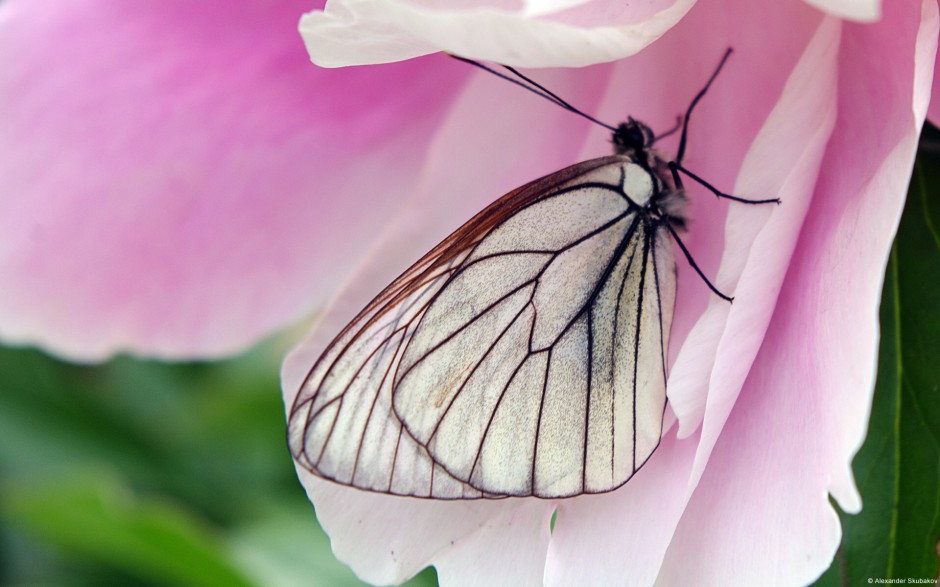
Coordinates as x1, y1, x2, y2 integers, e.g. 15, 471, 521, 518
1, 471, 255, 587
815, 130, 940, 585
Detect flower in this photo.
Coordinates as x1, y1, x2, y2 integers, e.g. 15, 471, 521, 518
283, 0, 939, 584
0, 0, 467, 361
2, 0, 936, 583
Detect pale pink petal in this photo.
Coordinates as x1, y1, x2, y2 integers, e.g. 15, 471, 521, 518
300, 0, 696, 68
286, 0, 848, 580
0, 0, 466, 360
281, 60, 610, 582
803, 0, 881, 22
544, 0, 835, 581
295, 474, 552, 585
675, 13, 840, 487
546, 18, 842, 580
433, 500, 552, 587
545, 432, 697, 586
285, 0, 935, 582
288, 0, 838, 581
655, 340, 844, 586
626, 0, 832, 445
656, 0, 937, 583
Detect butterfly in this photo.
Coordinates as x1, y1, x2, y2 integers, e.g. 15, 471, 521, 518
287, 49, 778, 499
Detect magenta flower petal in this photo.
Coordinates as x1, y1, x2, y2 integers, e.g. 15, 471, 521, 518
0, 0, 465, 360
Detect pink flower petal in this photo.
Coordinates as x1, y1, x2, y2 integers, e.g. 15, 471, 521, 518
288, 0, 824, 574
657, 0, 937, 583
546, 1, 838, 582
284, 0, 936, 583
675, 12, 840, 488
296, 473, 553, 585
545, 432, 697, 585
432, 499, 552, 586
634, 0, 832, 445
300, 0, 696, 68
0, 0, 466, 360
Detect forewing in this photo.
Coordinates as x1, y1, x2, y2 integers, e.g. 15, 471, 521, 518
288, 156, 638, 499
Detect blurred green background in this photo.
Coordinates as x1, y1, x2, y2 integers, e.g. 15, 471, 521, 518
1, 128, 938, 586
0, 335, 437, 587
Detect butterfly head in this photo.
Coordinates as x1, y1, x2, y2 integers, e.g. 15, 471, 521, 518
612, 117, 654, 159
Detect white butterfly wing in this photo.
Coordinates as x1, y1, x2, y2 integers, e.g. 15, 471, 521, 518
288, 155, 676, 499
287, 239, 480, 498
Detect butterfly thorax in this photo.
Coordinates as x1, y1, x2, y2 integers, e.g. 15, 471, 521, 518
613, 119, 687, 230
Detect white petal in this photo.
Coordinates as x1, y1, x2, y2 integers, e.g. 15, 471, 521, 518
802, 0, 881, 22
299, 0, 696, 68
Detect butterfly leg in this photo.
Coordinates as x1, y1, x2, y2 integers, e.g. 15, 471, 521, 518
668, 161, 781, 205
660, 220, 733, 302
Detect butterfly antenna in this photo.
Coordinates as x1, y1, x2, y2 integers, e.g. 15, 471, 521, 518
651, 116, 682, 145
675, 48, 733, 165
448, 54, 617, 132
